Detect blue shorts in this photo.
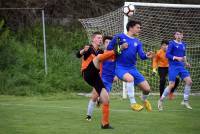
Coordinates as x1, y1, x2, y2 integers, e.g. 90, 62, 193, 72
169, 65, 190, 82
102, 77, 113, 93
115, 66, 145, 85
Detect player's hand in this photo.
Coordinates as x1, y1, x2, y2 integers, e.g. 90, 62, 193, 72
185, 62, 191, 68
173, 56, 184, 62
152, 68, 157, 76
120, 43, 128, 50
84, 45, 90, 52
146, 51, 154, 59
113, 76, 119, 82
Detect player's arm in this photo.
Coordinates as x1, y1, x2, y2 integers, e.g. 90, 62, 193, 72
107, 36, 117, 50
76, 45, 90, 58
137, 42, 148, 60
152, 52, 159, 74
183, 56, 191, 67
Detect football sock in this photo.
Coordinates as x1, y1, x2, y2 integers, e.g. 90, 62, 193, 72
141, 91, 149, 101
127, 82, 136, 104
160, 87, 170, 101
87, 99, 95, 116
184, 85, 191, 101
102, 103, 109, 126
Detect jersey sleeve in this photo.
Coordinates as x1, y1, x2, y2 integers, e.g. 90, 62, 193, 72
152, 51, 159, 69
107, 35, 118, 50
137, 42, 147, 60
166, 42, 174, 60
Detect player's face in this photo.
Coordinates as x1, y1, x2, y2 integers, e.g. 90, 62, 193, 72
174, 32, 183, 41
93, 34, 103, 46
104, 39, 111, 49
161, 43, 167, 51
131, 24, 141, 36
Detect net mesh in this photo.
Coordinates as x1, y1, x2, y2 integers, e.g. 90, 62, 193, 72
79, 3, 200, 93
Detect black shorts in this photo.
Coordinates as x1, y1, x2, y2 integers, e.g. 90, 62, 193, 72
82, 62, 105, 95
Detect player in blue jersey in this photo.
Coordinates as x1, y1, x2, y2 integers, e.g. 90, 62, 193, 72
158, 30, 193, 111
107, 20, 154, 112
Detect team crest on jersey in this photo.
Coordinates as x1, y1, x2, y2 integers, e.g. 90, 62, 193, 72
176, 46, 179, 48
123, 39, 126, 42
134, 42, 138, 47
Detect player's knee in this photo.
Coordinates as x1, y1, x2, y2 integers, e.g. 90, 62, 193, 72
186, 79, 192, 86
124, 76, 134, 82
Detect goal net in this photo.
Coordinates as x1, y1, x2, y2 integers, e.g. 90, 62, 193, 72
79, 2, 200, 96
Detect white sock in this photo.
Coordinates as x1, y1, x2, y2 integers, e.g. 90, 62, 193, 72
160, 87, 170, 101
127, 82, 136, 104
87, 99, 95, 116
184, 85, 191, 101
141, 92, 149, 101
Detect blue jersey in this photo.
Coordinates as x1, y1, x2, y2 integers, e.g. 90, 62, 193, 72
107, 33, 147, 68
101, 59, 116, 93
166, 40, 186, 67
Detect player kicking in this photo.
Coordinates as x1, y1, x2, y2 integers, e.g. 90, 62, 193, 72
107, 20, 154, 112
84, 35, 143, 123
76, 32, 120, 129
158, 30, 193, 111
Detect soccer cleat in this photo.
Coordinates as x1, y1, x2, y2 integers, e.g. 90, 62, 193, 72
131, 103, 144, 111
86, 115, 92, 121
114, 37, 122, 55
101, 124, 114, 129
144, 100, 152, 112
158, 100, 163, 111
181, 100, 192, 109
168, 92, 175, 100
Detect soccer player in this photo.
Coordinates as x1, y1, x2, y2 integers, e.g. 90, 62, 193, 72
76, 32, 117, 129
107, 20, 154, 112
152, 40, 180, 99
158, 31, 193, 111
84, 35, 143, 122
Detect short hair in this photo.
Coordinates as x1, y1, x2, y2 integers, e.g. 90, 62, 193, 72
174, 29, 183, 35
91, 31, 102, 39
126, 20, 142, 31
103, 36, 113, 44
161, 39, 169, 46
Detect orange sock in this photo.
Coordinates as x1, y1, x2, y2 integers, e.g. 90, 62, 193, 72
101, 103, 109, 126
98, 51, 115, 62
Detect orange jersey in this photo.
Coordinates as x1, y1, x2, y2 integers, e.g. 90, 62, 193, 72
77, 45, 103, 72
153, 49, 169, 69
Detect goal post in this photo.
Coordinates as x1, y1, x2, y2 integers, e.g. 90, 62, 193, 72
79, 2, 200, 98
0, 8, 48, 75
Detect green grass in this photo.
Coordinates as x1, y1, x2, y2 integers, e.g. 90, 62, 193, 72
0, 94, 200, 134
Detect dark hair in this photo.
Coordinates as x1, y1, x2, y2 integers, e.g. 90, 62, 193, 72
91, 31, 102, 38
126, 20, 142, 31
174, 29, 183, 35
103, 36, 113, 43
161, 39, 169, 46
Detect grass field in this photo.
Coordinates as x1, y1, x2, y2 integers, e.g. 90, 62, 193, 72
0, 93, 200, 134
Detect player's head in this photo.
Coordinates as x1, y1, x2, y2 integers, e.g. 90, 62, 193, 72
103, 36, 113, 49
91, 31, 103, 46
160, 39, 169, 51
126, 20, 142, 36
174, 30, 183, 42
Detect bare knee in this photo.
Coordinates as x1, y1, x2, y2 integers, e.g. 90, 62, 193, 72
123, 73, 134, 82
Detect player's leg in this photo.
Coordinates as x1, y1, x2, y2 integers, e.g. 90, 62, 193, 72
169, 77, 180, 100
126, 81, 144, 111
158, 67, 168, 97
180, 68, 192, 109
94, 75, 113, 129
86, 88, 99, 121
93, 51, 115, 69
158, 66, 178, 110
130, 68, 152, 112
